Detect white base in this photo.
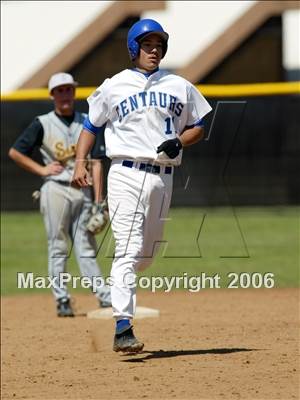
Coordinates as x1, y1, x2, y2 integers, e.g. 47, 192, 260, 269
87, 306, 160, 320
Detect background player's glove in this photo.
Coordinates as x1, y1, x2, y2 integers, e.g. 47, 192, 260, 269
157, 138, 182, 159
86, 200, 109, 235
32, 190, 41, 202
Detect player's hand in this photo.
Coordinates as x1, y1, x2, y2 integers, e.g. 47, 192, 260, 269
157, 138, 182, 159
42, 161, 64, 177
72, 162, 90, 188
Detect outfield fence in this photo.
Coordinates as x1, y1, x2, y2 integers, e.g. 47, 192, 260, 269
1, 82, 299, 210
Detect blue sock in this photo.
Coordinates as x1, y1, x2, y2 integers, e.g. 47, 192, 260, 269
116, 319, 130, 333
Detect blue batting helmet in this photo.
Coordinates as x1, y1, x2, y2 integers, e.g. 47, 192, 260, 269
127, 19, 169, 60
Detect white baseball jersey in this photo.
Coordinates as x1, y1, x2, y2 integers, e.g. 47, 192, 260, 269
87, 69, 212, 166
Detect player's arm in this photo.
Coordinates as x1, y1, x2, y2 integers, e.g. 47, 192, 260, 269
178, 125, 204, 147
180, 84, 212, 147
157, 83, 212, 159
8, 148, 63, 177
90, 126, 106, 202
8, 118, 63, 176
73, 129, 96, 187
91, 159, 104, 203
74, 84, 109, 187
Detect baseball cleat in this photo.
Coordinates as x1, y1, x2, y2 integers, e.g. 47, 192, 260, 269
57, 297, 74, 317
100, 299, 112, 308
113, 326, 144, 353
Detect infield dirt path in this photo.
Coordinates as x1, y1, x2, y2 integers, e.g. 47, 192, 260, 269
1, 289, 299, 399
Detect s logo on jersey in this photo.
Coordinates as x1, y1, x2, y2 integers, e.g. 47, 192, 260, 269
55, 142, 77, 162
116, 91, 184, 123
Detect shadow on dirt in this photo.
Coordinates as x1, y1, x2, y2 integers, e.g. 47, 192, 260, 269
121, 348, 257, 362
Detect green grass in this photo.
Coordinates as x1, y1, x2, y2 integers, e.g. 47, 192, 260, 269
1, 207, 299, 295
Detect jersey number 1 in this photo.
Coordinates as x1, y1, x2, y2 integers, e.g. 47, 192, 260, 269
165, 117, 175, 135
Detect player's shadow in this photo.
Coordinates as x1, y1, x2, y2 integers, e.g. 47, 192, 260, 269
74, 312, 87, 317
121, 348, 256, 363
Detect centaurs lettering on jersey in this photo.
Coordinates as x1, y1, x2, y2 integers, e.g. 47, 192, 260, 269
116, 91, 184, 122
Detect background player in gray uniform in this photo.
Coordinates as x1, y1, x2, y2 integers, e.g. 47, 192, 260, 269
9, 72, 111, 317
73, 19, 212, 352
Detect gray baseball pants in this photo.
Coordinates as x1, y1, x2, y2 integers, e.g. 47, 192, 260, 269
40, 180, 111, 303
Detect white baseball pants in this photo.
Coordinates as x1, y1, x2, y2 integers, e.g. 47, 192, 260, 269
107, 160, 173, 319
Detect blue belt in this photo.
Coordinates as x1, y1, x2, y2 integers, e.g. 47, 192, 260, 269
122, 160, 172, 175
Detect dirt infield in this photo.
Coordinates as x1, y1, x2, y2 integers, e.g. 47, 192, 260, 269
1, 289, 299, 400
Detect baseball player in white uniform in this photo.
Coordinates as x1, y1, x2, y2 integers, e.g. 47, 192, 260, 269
73, 19, 212, 352
9, 72, 111, 317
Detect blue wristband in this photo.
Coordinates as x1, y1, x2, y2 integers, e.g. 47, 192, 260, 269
186, 118, 204, 129
83, 117, 101, 135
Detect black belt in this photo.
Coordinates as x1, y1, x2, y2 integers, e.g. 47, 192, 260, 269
50, 180, 70, 186
122, 160, 172, 175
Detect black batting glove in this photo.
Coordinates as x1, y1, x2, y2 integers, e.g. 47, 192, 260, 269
157, 138, 182, 159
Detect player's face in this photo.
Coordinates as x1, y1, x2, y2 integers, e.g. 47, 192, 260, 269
136, 34, 163, 72
52, 84, 75, 116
